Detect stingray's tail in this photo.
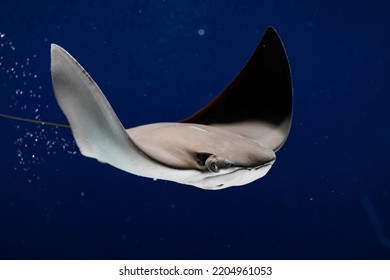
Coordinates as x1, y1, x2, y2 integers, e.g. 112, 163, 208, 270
0, 112, 70, 128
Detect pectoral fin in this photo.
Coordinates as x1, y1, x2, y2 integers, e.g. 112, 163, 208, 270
51, 44, 145, 172
182, 27, 293, 151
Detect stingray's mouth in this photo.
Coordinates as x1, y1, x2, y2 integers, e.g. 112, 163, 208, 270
253, 159, 275, 170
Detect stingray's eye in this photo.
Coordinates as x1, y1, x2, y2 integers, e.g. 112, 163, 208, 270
205, 156, 220, 173
196, 153, 222, 172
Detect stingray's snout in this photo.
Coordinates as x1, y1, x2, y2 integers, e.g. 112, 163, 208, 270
251, 147, 276, 169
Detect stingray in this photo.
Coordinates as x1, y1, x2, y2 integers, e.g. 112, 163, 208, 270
0, 27, 292, 189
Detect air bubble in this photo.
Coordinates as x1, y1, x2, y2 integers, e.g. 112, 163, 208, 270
197, 28, 206, 36
2, 36, 78, 183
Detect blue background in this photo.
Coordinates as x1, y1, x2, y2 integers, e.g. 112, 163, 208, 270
0, 0, 389, 259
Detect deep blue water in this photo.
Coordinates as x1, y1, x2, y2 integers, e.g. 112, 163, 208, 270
0, 0, 389, 259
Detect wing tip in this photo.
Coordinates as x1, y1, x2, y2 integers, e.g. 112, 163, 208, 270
50, 43, 63, 56
50, 44, 64, 71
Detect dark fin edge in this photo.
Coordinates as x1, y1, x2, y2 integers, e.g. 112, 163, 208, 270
182, 27, 293, 151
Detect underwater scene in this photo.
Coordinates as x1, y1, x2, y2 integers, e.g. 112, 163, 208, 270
0, 0, 389, 259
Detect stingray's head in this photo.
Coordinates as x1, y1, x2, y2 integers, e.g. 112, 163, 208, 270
129, 123, 276, 190
189, 147, 275, 190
